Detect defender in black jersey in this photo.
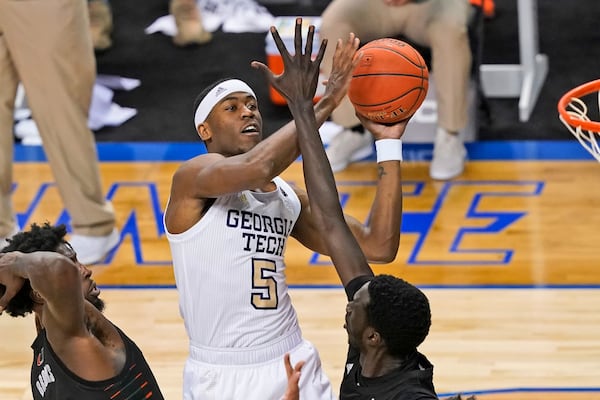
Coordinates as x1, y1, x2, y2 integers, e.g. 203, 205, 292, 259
0, 223, 164, 400
339, 275, 436, 400
278, 44, 437, 399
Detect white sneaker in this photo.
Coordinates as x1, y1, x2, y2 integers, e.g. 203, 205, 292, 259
196, 0, 223, 32
223, 2, 275, 33
198, 0, 274, 33
325, 128, 374, 173
0, 224, 20, 249
429, 128, 467, 180
197, 11, 222, 33
69, 228, 120, 265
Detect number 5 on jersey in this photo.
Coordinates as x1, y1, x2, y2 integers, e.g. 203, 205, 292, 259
251, 258, 278, 309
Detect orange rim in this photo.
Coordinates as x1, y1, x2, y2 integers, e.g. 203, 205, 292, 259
558, 79, 600, 132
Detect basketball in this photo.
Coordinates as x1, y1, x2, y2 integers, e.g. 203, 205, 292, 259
348, 38, 429, 124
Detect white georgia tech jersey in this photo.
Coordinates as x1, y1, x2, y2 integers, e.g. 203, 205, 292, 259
165, 177, 302, 349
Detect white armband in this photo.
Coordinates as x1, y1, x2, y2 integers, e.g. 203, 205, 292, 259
375, 139, 403, 163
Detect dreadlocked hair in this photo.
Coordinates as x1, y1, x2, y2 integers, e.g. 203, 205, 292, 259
0, 223, 68, 317
367, 274, 431, 358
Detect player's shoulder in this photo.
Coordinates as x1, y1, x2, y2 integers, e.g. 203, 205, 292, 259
174, 153, 223, 177
289, 183, 307, 201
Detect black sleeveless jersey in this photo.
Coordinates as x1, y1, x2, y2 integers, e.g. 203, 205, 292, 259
30, 326, 164, 400
340, 347, 438, 400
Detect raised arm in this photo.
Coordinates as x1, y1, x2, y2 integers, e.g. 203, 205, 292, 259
343, 115, 408, 263
264, 22, 373, 285
295, 101, 374, 285
0, 251, 86, 335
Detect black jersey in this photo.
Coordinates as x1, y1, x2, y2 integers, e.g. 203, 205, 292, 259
340, 346, 438, 400
30, 326, 164, 400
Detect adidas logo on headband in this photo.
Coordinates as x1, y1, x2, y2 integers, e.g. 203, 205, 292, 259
194, 79, 257, 128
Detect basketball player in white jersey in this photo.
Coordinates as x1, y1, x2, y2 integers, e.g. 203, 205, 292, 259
164, 19, 403, 400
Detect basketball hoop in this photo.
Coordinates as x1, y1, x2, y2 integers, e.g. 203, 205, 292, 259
558, 79, 600, 161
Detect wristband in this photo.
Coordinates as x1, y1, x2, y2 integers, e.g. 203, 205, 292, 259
375, 139, 403, 163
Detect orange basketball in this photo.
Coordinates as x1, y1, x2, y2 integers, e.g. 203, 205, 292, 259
348, 38, 429, 124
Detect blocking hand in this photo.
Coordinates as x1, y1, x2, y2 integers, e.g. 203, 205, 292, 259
252, 18, 327, 106
321, 32, 361, 108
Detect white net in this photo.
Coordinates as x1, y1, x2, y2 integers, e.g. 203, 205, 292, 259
559, 94, 600, 162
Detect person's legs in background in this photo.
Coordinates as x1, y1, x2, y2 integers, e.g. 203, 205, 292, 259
170, 0, 212, 46
319, 0, 471, 179
88, 0, 113, 51
407, 0, 471, 180
0, 18, 20, 246
4, 0, 118, 263
196, 0, 274, 34
88, 0, 212, 50
319, 0, 376, 173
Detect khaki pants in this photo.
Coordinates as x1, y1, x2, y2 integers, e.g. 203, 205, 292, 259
0, 0, 114, 236
320, 0, 472, 132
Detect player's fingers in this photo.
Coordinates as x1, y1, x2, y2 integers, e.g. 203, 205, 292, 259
271, 26, 292, 64
293, 17, 303, 57
250, 60, 269, 72
305, 25, 315, 58
351, 33, 360, 50
251, 61, 276, 82
314, 38, 327, 67
293, 360, 305, 373
283, 353, 293, 376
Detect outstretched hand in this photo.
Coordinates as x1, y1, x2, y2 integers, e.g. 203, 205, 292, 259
321, 32, 361, 108
251, 18, 326, 106
281, 353, 305, 400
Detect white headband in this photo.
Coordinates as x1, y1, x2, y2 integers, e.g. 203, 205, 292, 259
193, 79, 257, 128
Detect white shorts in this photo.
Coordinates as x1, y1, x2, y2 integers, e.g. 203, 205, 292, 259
182, 338, 336, 400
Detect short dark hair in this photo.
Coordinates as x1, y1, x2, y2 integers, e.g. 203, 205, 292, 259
367, 274, 431, 357
0, 223, 68, 317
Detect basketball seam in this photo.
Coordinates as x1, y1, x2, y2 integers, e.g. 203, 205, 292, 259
361, 46, 426, 69
352, 72, 429, 79
351, 87, 425, 108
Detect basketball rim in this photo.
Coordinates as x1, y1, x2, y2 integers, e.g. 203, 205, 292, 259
558, 79, 600, 162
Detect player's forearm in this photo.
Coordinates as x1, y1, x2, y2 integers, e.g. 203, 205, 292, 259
267, 94, 337, 168
363, 162, 403, 262
292, 101, 373, 283
314, 94, 337, 127
248, 125, 300, 177
10, 252, 79, 300
291, 101, 343, 222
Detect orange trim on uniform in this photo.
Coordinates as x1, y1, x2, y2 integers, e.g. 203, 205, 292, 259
470, 0, 495, 18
